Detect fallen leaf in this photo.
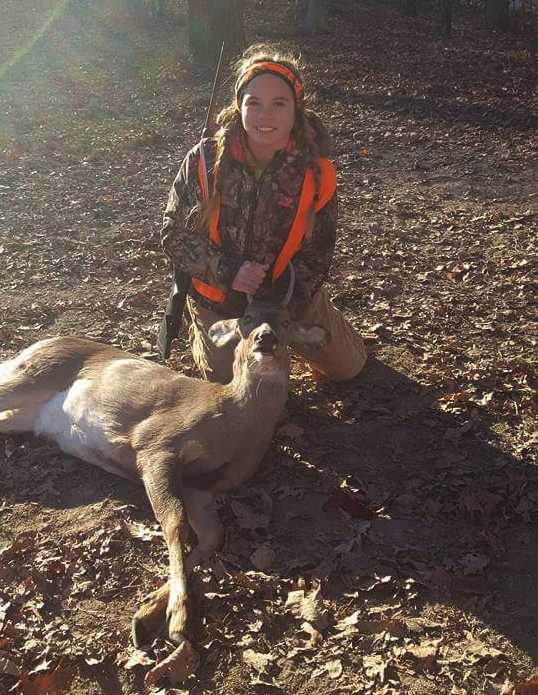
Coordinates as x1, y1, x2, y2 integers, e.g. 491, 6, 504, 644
0, 601, 10, 630
84, 656, 105, 666
359, 574, 393, 592
249, 676, 282, 689
145, 640, 198, 687
19, 663, 75, 695
327, 659, 343, 679
465, 638, 503, 660
359, 618, 407, 637
405, 640, 440, 672
313, 658, 343, 679
124, 649, 155, 670
230, 499, 271, 530
122, 520, 163, 542
362, 654, 388, 682
473, 391, 494, 406
323, 488, 379, 519
117, 290, 152, 310
286, 585, 330, 631
484, 656, 508, 678
300, 621, 323, 647
247, 619, 263, 633
242, 649, 275, 674
514, 679, 538, 694
28, 658, 53, 675
335, 610, 360, 631
0, 653, 19, 677
460, 551, 490, 575
286, 589, 305, 607
4, 441, 16, 459
335, 611, 405, 638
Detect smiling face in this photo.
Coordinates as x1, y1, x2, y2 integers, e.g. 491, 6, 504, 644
240, 73, 296, 160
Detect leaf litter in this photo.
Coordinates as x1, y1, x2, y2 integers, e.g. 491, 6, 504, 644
1, 0, 537, 693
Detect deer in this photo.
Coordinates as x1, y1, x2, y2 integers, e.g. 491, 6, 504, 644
0, 277, 329, 651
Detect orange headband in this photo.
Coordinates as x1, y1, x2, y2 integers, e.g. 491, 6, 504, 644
235, 62, 304, 106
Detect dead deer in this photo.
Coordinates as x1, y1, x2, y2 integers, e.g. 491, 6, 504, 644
0, 287, 329, 650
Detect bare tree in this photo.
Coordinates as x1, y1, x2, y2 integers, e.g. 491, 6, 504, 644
188, 0, 245, 65
485, 0, 510, 30
399, 0, 418, 17
439, 0, 453, 35
296, 0, 329, 33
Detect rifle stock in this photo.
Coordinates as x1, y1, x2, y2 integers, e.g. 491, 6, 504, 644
157, 269, 191, 361
157, 42, 225, 362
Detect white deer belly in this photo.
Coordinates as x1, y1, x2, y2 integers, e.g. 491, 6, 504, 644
35, 378, 125, 473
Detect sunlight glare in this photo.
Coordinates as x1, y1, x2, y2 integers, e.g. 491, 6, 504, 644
0, 0, 71, 81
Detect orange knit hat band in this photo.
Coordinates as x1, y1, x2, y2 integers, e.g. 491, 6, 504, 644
235, 62, 304, 106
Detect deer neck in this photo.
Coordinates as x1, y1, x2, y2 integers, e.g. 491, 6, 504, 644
223, 363, 289, 424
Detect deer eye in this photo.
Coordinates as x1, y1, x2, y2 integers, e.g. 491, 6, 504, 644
281, 320, 290, 329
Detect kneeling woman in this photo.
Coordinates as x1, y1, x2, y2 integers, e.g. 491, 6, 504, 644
161, 46, 366, 384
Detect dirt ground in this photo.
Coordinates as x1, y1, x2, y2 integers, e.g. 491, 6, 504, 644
0, 1, 537, 693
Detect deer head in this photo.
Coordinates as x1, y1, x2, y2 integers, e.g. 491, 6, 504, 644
207, 265, 330, 382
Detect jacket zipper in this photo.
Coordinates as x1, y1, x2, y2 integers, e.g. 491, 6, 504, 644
243, 162, 273, 259
244, 181, 260, 259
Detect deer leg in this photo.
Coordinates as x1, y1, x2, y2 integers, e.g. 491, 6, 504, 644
0, 407, 42, 432
131, 582, 170, 648
205, 452, 264, 496
132, 456, 190, 647
131, 486, 223, 647
182, 486, 224, 573
0, 359, 59, 427
0, 358, 47, 407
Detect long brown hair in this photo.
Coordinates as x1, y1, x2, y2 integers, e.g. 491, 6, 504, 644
201, 46, 324, 230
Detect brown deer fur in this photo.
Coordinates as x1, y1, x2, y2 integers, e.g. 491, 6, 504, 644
0, 300, 328, 647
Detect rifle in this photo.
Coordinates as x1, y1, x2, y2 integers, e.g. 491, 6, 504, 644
157, 42, 226, 361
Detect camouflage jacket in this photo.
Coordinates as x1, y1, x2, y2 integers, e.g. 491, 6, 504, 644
161, 116, 338, 317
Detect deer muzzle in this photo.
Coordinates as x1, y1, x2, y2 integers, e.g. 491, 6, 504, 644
253, 325, 279, 355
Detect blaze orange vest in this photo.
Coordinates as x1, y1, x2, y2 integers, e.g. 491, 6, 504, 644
191, 157, 337, 303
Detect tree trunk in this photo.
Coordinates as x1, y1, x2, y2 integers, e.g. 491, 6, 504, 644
485, 0, 509, 31
187, 0, 245, 66
125, 0, 166, 20
439, 0, 453, 35
296, 0, 329, 34
399, 0, 418, 17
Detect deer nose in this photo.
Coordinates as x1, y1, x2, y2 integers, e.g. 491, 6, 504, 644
254, 325, 279, 354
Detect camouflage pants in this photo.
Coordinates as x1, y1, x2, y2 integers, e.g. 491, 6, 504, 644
187, 288, 367, 385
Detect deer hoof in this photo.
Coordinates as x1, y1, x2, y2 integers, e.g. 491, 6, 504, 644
132, 614, 155, 649
131, 585, 169, 648
168, 630, 187, 646
166, 603, 189, 646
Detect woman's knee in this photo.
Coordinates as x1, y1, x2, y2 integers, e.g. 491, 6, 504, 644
327, 347, 367, 381
314, 344, 367, 382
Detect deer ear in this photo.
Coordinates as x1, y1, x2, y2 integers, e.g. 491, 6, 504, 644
208, 319, 240, 348
289, 324, 330, 352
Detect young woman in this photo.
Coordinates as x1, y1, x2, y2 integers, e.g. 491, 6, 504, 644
161, 46, 366, 384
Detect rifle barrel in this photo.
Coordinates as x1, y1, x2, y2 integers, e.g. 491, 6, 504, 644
202, 42, 225, 138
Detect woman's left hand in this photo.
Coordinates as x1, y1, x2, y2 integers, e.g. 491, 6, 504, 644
231, 261, 269, 295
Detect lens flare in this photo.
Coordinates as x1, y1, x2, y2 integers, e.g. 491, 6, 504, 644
0, 0, 70, 81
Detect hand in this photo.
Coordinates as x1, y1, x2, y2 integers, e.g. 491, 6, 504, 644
231, 261, 269, 295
